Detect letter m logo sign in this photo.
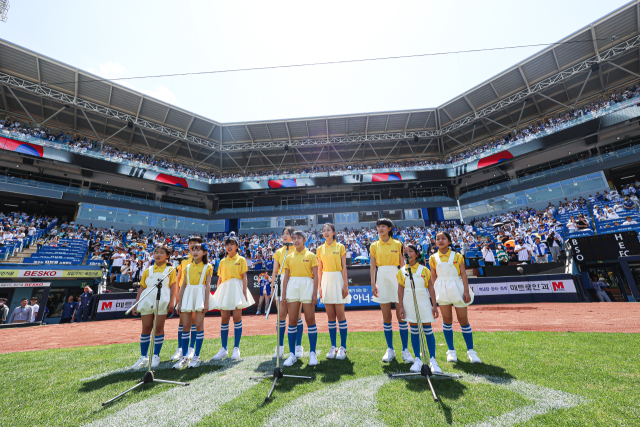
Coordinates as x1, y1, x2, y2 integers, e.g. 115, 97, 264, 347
552, 282, 565, 291
101, 302, 113, 310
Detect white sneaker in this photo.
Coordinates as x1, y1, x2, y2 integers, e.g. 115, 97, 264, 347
231, 347, 241, 360
467, 349, 482, 364
273, 346, 284, 358
382, 348, 396, 363
402, 348, 415, 364
283, 353, 297, 367
430, 357, 442, 374
336, 347, 347, 360
295, 345, 304, 358
172, 356, 189, 370
446, 350, 458, 362
211, 348, 228, 361
170, 347, 183, 362
130, 356, 148, 370
308, 351, 318, 366
410, 357, 423, 373
151, 354, 160, 368
188, 355, 202, 368
187, 347, 195, 359
255, 311, 261, 315
326, 346, 337, 359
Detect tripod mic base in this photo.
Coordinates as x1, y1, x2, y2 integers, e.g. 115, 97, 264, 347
250, 366, 314, 401
102, 372, 190, 406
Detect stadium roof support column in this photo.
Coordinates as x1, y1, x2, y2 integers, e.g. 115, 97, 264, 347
154, 139, 179, 157
535, 93, 570, 109
39, 105, 67, 127
347, 143, 362, 165
382, 141, 400, 161
417, 139, 434, 160
609, 62, 640, 79
573, 69, 593, 107
6, 86, 36, 125
330, 144, 345, 163
102, 123, 129, 145
138, 127, 153, 153
515, 100, 527, 132
195, 150, 217, 167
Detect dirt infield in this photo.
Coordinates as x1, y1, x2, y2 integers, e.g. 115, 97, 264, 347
1, 303, 639, 354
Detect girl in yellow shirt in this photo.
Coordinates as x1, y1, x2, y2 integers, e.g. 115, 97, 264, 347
174, 244, 213, 369
368, 218, 409, 364
429, 231, 481, 364
396, 243, 441, 374
282, 230, 319, 367
317, 223, 349, 360
130, 245, 177, 370
271, 226, 304, 359
170, 236, 202, 363
210, 236, 254, 362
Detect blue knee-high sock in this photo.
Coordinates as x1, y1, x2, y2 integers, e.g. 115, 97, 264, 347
278, 320, 286, 347
424, 326, 436, 360
328, 321, 337, 347
308, 324, 318, 354
234, 321, 243, 348
461, 324, 474, 351
398, 321, 409, 350
296, 318, 304, 347
140, 334, 151, 357
220, 323, 229, 350
383, 322, 394, 349
339, 320, 348, 349
190, 325, 197, 349
181, 332, 190, 355
153, 334, 164, 356
288, 325, 297, 355
195, 331, 204, 357
410, 326, 421, 360
443, 322, 455, 351
177, 324, 183, 350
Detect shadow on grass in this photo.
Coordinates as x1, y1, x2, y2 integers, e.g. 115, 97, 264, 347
402, 375, 468, 425
452, 361, 515, 380
79, 363, 227, 394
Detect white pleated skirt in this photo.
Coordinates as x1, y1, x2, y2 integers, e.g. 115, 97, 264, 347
372, 266, 399, 304
211, 278, 255, 311
286, 276, 314, 303
138, 286, 171, 316
321, 271, 351, 305
180, 284, 210, 312
402, 286, 435, 323
434, 277, 474, 307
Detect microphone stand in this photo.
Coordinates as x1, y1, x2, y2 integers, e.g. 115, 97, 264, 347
389, 254, 461, 402
249, 242, 314, 401
102, 263, 189, 406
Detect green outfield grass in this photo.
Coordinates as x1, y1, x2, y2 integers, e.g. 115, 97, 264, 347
1, 331, 638, 426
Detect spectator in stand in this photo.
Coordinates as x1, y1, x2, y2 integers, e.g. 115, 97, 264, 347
576, 214, 590, 230
547, 231, 563, 262
495, 244, 509, 264
0, 298, 8, 324
591, 275, 611, 302
78, 286, 94, 322
514, 237, 532, 264
8, 298, 33, 324
532, 236, 548, 264
110, 247, 126, 282
623, 216, 638, 225
623, 197, 636, 211
59, 296, 78, 324
29, 296, 39, 322
481, 243, 495, 266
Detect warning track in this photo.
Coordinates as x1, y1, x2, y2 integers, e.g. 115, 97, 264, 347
1, 303, 638, 354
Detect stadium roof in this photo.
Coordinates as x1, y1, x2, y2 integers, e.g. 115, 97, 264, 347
1, 1, 640, 174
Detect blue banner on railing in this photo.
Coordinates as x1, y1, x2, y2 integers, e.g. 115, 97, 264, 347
317, 285, 378, 309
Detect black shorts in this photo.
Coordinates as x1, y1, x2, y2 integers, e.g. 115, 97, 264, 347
110, 266, 121, 275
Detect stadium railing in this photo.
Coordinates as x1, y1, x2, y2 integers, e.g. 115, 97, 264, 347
3, 95, 638, 185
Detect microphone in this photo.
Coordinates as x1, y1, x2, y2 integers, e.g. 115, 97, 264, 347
282, 242, 293, 247
403, 252, 410, 261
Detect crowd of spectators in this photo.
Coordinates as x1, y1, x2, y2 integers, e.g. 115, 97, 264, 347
0, 212, 56, 249
2, 85, 638, 182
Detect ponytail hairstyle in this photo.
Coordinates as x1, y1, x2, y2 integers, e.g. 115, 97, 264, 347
406, 243, 425, 265
191, 243, 208, 265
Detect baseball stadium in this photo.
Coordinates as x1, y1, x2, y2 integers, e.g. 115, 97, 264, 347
1, 1, 640, 426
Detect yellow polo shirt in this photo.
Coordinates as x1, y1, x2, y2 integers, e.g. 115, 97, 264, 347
218, 254, 248, 283
316, 241, 346, 272
273, 245, 293, 266
140, 262, 177, 289
284, 248, 318, 278
396, 263, 431, 288
178, 255, 193, 287
369, 238, 403, 267
185, 261, 214, 286
428, 249, 464, 276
